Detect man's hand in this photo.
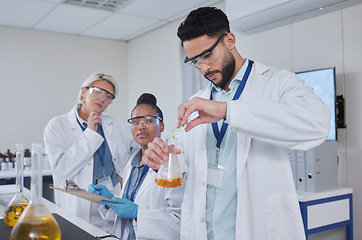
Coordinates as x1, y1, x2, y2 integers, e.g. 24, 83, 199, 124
177, 97, 227, 132
142, 137, 181, 169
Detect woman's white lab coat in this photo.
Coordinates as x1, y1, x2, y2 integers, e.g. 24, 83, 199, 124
101, 149, 186, 240
43, 105, 136, 223
179, 61, 330, 240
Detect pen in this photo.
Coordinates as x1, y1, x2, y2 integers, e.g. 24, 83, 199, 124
95, 177, 99, 185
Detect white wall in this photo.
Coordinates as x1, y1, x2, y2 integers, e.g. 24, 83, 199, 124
0, 26, 128, 151
343, 4, 362, 240
127, 21, 183, 135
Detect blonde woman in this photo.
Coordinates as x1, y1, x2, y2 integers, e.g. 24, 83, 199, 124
44, 73, 137, 232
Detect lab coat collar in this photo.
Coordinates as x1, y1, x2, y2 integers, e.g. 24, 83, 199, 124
130, 149, 143, 168
75, 104, 87, 127
253, 60, 271, 76
66, 105, 115, 137
123, 150, 155, 202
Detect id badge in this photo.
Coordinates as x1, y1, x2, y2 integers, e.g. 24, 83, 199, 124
207, 163, 225, 189
98, 176, 114, 192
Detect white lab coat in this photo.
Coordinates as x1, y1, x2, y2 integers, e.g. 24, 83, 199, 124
179, 61, 330, 240
43, 105, 136, 224
100, 149, 187, 240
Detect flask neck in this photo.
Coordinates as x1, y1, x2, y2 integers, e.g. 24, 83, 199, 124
15, 151, 25, 197
31, 144, 43, 204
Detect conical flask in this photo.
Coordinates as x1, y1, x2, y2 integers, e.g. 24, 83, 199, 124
4, 144, 29, 227
10, 143, 61, 240
155, 136, 183, 188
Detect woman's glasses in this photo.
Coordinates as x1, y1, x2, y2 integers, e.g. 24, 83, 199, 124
127, 115, 163, 128
86, 86, 115, 103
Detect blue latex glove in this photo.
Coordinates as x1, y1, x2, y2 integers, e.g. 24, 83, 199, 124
100, 197, 138, 219
88, 184, 114, 199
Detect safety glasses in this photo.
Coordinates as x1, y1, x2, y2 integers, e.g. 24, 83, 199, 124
86, 86, 115, 103
184, 33, 227, 69
127, 115, 163, 128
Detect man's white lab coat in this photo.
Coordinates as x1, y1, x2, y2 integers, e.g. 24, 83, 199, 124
179, 61, 330, 240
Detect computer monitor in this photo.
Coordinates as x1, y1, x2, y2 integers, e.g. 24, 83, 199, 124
296, 67, 337, 141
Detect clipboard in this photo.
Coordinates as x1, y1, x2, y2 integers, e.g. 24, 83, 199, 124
50, 187, 118, 204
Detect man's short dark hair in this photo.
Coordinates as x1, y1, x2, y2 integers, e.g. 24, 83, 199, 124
177, 7, 230, 45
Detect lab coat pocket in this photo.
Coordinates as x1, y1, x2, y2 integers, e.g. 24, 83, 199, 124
265, 194, 305, 240
180, 202, 189, 240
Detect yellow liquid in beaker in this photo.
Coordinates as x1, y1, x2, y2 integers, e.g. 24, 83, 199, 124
10, 204, 61, 240
10, 218, 61, 240
155, 178, 183, 188
4, 202, 28, 227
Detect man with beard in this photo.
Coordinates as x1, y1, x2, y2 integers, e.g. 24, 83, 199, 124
143, 7, 330, 240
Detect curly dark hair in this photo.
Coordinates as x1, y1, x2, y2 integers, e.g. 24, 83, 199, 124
177, 7, 230, 45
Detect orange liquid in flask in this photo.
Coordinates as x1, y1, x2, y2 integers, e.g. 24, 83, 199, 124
156, 178, 183, 188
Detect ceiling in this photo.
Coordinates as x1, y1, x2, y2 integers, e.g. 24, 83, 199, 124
0, 0, 221, 41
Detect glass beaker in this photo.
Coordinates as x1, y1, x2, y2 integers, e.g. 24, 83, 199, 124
155, 136, 183, 188
10, 143, 61, 240
4, 144, 29, 227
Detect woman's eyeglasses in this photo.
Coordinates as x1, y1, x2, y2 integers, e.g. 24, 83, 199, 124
127, 115, 163, 128
86, 86, 115, 103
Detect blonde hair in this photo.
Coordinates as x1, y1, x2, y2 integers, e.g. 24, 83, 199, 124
78, 73, 118, 104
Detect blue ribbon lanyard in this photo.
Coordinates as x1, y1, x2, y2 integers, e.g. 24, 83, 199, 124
76, 117, 107, 175
96, 125, 107, 176
76, 116, 86, 131
210, 60, 254, 166
125, 165, 149, 202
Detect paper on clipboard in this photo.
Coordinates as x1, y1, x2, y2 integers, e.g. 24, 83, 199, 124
50, 187, 118, 204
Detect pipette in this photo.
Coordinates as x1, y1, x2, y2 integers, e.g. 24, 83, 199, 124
169, 125, 185, 138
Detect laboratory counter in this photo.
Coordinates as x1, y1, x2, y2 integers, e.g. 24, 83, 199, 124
0, 169, 52, 179
0, 184, 118, 239
298, 187, 353, 240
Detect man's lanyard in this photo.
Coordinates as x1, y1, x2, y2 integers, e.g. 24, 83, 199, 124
125, 165, 149, 202
210, 60, 254, 165
76, 116, 107, 170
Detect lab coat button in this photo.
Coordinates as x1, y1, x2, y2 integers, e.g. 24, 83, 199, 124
201, 217, 206, 223
88, 163, 91, 166
201, 181, 207, 187
215, 226, 219, 231
216, 198, 221, 203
